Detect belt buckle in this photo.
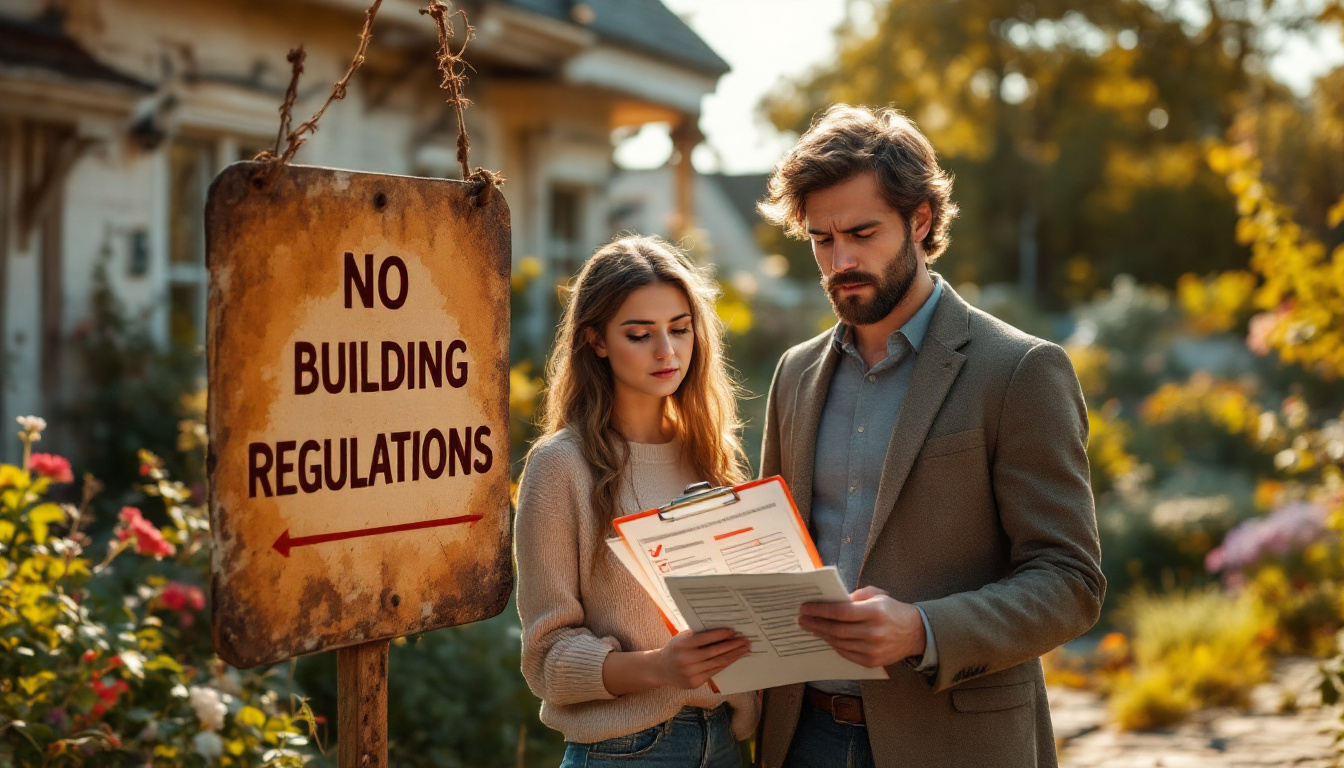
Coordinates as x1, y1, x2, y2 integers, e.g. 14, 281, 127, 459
831, 695, 863, 726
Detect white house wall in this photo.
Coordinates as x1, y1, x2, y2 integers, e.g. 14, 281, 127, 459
0, 0, 720, 460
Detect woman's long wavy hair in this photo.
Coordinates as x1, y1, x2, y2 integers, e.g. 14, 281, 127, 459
532, 235, 748, 538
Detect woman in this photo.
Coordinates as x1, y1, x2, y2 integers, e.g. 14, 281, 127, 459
515, 235, 758, 767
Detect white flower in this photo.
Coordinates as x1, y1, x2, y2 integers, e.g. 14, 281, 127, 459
16, 415, 46, 433
16, 415, 45, 442
192, 730, 224, 760
188, 686, 227, 732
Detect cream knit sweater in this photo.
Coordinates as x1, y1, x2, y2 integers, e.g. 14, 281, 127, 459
515, 429, 759, 744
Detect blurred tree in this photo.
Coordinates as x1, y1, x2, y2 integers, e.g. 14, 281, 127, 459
764, 0, 1338, 306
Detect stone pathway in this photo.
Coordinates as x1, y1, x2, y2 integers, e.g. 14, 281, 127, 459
1051, 658, 1341, 767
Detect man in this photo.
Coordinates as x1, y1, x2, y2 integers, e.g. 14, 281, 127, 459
754, 104, 1104, 768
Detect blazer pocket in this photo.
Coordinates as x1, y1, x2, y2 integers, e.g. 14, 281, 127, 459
951, 680, 1034, 713
917, 428, 985, 461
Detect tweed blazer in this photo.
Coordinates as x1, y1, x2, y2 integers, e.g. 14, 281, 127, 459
756, 279, 1105, 768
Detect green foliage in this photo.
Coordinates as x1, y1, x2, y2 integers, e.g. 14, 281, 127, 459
0, 424, 316, 766
61, 259, 204, 504
294, 608, 564, 768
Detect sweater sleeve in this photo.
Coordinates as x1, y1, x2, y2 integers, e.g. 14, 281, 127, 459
515, 439, 621, 706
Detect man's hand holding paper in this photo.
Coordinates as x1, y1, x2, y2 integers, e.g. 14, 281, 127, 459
606, 477, 890, 695
798, 586, 927, 668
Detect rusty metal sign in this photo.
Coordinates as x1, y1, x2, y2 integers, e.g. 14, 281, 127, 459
205, 162, 511, 669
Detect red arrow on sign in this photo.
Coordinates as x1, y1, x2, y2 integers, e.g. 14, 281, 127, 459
272, 514, 482, 557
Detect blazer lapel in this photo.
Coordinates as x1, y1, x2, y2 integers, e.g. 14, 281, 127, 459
789, 340, 840, 527
862, 282, 972, 567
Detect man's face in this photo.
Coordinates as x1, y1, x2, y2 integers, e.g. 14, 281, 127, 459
805, 172, 922, 327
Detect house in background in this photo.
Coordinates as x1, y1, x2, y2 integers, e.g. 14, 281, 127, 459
0, 0, 727, 461
609, 168, 803, 309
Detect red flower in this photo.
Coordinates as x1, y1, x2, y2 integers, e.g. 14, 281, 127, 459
138, 464, 152, 476
90, 678, 128, 717
161, 582, 187, 612
116, 507, 175, 559
81, 649, 97, 663
160, 581, 205, 616
29, 453, 74, 483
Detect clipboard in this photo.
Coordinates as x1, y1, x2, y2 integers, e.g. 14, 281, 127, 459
610, 476, 821, 631
607, 476, 888, 692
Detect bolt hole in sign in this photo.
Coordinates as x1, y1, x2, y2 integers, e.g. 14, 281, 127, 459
206, 163, 511, 668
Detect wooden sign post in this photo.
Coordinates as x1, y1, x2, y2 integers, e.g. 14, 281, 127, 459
205, 161, 511, 767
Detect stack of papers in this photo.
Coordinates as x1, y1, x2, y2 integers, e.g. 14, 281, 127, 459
606, 477, 888, 694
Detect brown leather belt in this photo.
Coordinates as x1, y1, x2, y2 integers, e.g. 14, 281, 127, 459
804, 687, 865, 726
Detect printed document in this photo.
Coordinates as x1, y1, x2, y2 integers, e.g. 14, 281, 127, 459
607, 476, 889, 691
611, 477, 820, 628
665, 567, 888, 694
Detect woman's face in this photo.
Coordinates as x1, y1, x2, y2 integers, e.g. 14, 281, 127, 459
592, 282, 695, 403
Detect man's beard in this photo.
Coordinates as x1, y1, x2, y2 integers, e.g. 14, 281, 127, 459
822, 235, 918, 326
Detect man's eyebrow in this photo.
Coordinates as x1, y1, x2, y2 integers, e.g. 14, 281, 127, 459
807, 220, 881, 236
620, 312, 692, 327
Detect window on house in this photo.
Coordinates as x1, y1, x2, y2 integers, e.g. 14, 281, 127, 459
167, 137, 267, 348
167, 137, 213, 347
550, 184, 585, 276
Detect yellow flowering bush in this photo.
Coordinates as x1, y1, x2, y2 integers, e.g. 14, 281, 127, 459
1107, 590, 1275, 730
0, 418, 317, 767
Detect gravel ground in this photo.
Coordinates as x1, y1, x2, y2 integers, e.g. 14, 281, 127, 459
1051, 658, 1341, 767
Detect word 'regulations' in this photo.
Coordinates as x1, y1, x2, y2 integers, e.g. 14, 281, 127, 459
248, 426, 493, 498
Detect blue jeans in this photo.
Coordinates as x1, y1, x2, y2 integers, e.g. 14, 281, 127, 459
782, 698, 874, 768
560, 705, 742, 768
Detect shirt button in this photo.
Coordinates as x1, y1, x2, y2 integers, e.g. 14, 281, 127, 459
849, 485, 856, 493
867, 375, 876, 383
845, 536, 852, 544
857, 426, 865, 433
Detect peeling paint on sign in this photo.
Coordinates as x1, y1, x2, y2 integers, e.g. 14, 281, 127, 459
206, 162, 511, 669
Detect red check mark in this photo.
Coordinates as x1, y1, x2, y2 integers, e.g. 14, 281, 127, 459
648, 545, 663, 558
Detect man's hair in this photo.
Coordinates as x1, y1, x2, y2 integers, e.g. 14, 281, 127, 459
759, 104, 959, 262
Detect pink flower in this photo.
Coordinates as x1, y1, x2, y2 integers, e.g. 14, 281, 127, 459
28, 452, 73, 483
1206, 501, 1332, 585
186, 585, 205, 611
116, 507, 176, 559
1246, 311, 1277, 356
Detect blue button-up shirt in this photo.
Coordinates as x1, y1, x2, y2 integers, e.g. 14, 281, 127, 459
810, 279, 942, 694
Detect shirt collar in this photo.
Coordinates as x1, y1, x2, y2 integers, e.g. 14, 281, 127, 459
831, 276, 944, 355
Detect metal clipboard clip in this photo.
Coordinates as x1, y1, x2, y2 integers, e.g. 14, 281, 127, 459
657, 481, 741, 521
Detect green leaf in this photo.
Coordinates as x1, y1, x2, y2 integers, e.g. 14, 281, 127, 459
1319, 673, 1339, 706
17, 670, 56, 696
144, 654, 182, 673
119, 650, 145, 678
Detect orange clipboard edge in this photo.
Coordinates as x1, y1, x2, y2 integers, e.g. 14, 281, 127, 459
609, 476, 835, 694
734, 475, 824, 569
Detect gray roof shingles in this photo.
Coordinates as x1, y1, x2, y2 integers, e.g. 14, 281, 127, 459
0, 13, 150, 90
495, 0, 729, 76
